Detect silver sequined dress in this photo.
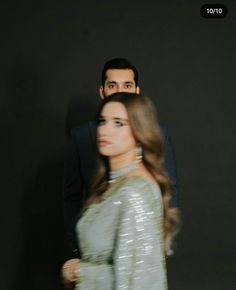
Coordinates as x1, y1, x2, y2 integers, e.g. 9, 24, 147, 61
75, 176, 167, 290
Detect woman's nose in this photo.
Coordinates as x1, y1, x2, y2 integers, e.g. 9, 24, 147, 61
98, 122, 112, 136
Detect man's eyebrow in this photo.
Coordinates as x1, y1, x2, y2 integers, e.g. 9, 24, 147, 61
124, 81, 134, 84
106, 81, 134, 84
106, 81, 117, 84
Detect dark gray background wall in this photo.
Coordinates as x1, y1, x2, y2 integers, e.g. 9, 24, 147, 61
1, 1, 235, 290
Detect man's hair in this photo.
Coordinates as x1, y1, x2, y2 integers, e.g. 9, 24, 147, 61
101, 57, 139, 87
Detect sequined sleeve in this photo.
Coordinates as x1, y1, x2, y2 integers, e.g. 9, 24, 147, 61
114, 181, 167, 290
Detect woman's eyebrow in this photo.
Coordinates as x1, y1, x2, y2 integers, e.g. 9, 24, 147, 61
99, 115, 129, 122
113, 117, 129, 122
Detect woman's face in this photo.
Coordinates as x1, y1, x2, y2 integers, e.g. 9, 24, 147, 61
97, 102, 136, 159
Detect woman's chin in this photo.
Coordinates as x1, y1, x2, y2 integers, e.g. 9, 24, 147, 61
99, 148, 113, 156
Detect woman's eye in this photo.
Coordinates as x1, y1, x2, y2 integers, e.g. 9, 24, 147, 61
98, 118, 105, 126
114, 121, 124, 127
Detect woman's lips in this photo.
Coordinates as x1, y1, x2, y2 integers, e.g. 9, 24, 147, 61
98, 140, 112, 146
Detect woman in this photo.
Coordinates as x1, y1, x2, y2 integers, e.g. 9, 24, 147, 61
63, 92, 175, 290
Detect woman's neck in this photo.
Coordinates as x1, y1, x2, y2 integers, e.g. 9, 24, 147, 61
109, 150, 136, 171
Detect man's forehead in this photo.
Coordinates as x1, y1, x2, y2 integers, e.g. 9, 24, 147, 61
105, 69, 135, 82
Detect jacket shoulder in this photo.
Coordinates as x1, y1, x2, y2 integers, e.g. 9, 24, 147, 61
159, 123, 168, 136
70, 122, 96, 143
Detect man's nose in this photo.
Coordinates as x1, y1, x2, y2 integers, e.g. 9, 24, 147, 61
116, 85, 123, 92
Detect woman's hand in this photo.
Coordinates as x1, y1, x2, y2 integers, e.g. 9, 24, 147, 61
62, 258, 79, 286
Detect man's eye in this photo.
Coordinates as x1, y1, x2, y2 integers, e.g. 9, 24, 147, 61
125, 84, 132, 89
108, 85, 114, 89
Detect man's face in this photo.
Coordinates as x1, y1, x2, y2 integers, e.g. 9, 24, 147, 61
99, 69, 140, 98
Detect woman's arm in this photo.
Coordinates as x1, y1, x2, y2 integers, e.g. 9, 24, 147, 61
114, 183, 167, 290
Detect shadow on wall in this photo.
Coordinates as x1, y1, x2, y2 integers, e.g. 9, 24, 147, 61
2, 52, 68, 290
15, 92, 101, 290
17, 154, 67, 290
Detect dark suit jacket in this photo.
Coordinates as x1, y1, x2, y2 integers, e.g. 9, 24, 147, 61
63, 121, 178, 258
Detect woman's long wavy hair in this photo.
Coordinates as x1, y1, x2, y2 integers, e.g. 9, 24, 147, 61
86, 92, 179, 253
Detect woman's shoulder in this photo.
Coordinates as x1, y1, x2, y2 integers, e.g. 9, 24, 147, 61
115, 176, 162, 201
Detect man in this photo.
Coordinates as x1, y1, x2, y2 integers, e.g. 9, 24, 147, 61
62, 58, 179, 283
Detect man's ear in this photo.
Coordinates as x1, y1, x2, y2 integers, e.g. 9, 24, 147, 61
99, 86, 105, 99
136, 86, 140, 94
